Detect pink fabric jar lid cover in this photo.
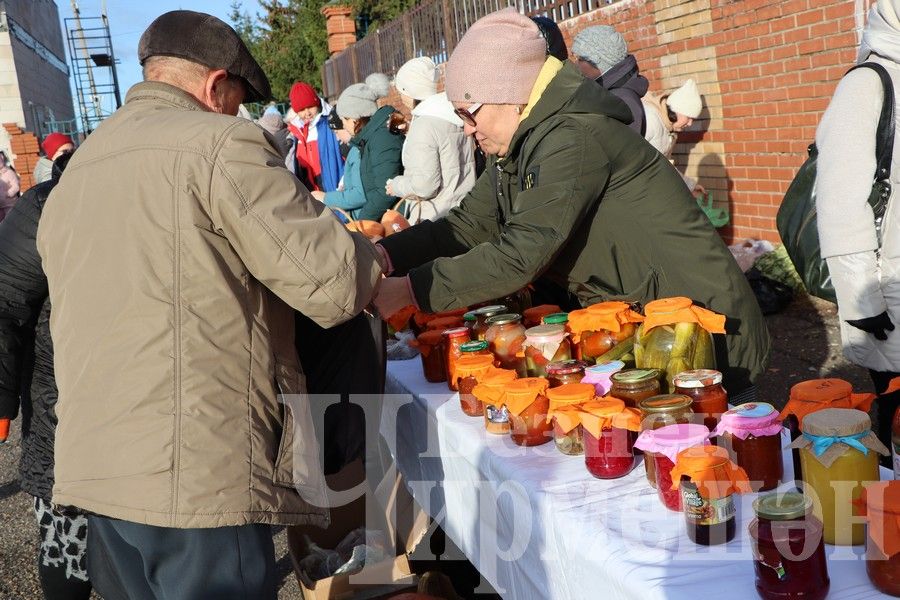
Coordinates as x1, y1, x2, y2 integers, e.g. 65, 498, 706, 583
713, 402, 782, 440
524, 324, 567, 343
582, 361, 625, 381
634, 423, 710, 462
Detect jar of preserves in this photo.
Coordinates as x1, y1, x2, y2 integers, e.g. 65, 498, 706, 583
546, 382, 594, 455
671, 445, 750, 546
463, 310, 477, 334
484, 313, 527, 376
863, 480, 900, 596
568, 301, 643, 363
637, 394, 694, 488
789, 408, 889, 545
460, 339, 491, 357
471, 305, 508, 341
714, 402, 784, 492
410, 330, 446, 383
673, 369, 728, 431
609, 368, 662, 409
634, 297, 723, 392
497, 288, 532, 316
442, 327, 471, 392
749, 492, 829, 600
634, 423, 710, 511
541, 312, 569, 326
580, 397, 642, 478
781, 378, 876, 487
523, 304, 562, 328
522, 324, 571, 378
473, 368, 518, 435
504, 377, 552, 447
579, 361, 624, 396
546, 359, 588, 388
455, 354, 496, 417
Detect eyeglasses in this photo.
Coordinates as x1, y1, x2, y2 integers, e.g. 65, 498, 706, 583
454, 102, 483, 127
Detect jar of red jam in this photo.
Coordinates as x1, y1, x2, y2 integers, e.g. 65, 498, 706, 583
412, 330, 446, 383
580, 397, 642, 479
485, 313, 527, 376
863, 480, 900, 596
471, 305, 508, 341
455, 354, 495, 417
672, 445, 750, 546
637, 394, 693, 488
546, 359, 588, 388
750, 492, 829, 600
523, 304, 562, 328
634, 423, 710, 511
473, 368, 518, 435
442, 327, 471, 391
522, 324, 571, 378
714, 402, 784, 492
504, 377, 552, 447
546, 382, 594, 455
609, 368, 661, 409
673, 369, 729, 431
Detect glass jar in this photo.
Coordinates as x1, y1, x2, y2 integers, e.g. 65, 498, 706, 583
442, 327, 471, 392
459, 340, 491, 357
637, 394, 694, 488
567, 302, 641, 363
634, 423, 710, 511
504, 377, 552, 447
546, 359, 588, 388
673, 445, 748, 546
497, 288, 532, 316
750, 493, 829, 600
413, 330, 446, 383
484, 313, 527, 376
473, 368, 518, 435
471, 305, 508, 341
522, 324, 572, 378
714, 402, 784, 492
673, 369, 728, 431
580, 397, 641, 479
546, 382, 594, 455
864, 481, 900, 596
541, 312, 569, 326
580, 361, 625, 396
792, 408, 887, 545
523, 304, 562, 328
610, 368, 662, 409
454, 354, 495, 417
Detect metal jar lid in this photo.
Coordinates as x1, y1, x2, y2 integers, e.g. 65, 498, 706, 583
546, 359, 588, 376
673, 369, 723, 388
611, 368, 661, 386
485, 313, 522, 326
542, 312, 569, 324
472, 305, 508, 318
639, 394, 693, 413
460, 340, 489, 352
753, 492, 813, 521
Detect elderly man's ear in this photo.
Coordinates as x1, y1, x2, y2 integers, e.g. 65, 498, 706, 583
204, 69, 245, 116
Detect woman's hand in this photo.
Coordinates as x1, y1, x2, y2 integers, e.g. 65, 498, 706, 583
311, 190, 326, 201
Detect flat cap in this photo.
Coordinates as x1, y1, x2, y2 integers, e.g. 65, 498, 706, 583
138, 10, 271, 102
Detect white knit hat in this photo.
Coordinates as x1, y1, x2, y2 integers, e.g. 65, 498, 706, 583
666, 79, 702, 119
394, 57, 440, 101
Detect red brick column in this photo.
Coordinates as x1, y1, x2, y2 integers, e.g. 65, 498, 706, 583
322, 4, 357, 56
5, 123, 40, 192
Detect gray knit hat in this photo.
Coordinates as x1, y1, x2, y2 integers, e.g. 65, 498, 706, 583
365, 73, 391, 98
336, 83, 379, 119
572, 25, 627, 73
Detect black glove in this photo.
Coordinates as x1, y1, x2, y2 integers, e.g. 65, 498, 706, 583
846, 311, 895, 341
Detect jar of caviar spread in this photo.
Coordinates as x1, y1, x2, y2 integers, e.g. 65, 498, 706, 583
504, 377, 552, 447
567, 301, 642, 363
546, 359, 588, 388
789, 408, 888, 545
546, 383, 594, 455
484, 313, 527, 376
714, 402, 784, 492
673, 369, 728, 431
454, 354, 496, 417
863, 480, 900, 596
522, 324, 571, 378
580, 397, 642, 479
671, 445, 750, 546
442, 327, 471, 392
523, 304, 562, 328
634, 423, 710, 511
749, 492, 829, 600
471, 305, 508, 341
609, 368, 661, 409
411, 330, 446, 383
473, 368, 518, 435
637, 394, 694, 488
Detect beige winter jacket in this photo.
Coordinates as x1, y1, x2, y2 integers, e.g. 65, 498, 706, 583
36, 82, 383, 528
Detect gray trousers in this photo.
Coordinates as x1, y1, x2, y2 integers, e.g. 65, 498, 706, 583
86, 515, 276, 600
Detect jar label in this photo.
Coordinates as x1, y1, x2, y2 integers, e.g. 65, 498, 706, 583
682, 486, 734, 526
486, 404, 510, 424
893, 439, 900, 480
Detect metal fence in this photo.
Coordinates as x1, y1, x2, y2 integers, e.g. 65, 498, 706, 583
322, 0, 615, 98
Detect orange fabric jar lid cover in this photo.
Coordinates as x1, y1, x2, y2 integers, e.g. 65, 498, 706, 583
427, 316, 466, 331
546, 383, 595, 434
861, 481, 900, 558
473, 368, 518, 406
779, 378, 876, 423
455, 354, 495, 379
387, 305, 417, 332
670, 445, 751, 499
504, 377, 549, 416
523, 304, 562, 325
409, 330, 444, 357
568, 301, 644, 340
579, 397, 642, 438
641, 297, 726, 335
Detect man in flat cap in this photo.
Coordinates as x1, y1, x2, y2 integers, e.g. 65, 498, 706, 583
36, 10, 383, 598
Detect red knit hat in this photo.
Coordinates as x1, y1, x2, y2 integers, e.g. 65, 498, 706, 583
42, 132, 73, 159
289, 82, 320, 111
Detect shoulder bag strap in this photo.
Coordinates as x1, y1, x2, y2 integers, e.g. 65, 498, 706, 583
849, 62, 895, 182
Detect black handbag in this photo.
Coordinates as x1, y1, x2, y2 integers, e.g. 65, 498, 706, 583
776, 62, 895, 303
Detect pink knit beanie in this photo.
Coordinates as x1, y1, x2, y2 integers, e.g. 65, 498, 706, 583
445, 8, 546, 105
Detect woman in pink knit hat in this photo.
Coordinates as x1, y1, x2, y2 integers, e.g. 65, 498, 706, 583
374, 8, 770, 398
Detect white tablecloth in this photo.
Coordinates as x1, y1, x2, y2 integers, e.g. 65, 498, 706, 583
381, 357, 893, 599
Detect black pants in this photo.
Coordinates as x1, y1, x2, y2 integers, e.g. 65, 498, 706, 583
869, 369, 900, 467
86, 516, 276, 600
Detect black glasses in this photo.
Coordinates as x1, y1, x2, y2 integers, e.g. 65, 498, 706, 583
454, 102, 483, 127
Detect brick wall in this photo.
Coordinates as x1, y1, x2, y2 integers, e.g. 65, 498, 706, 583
5, 122, 41, 191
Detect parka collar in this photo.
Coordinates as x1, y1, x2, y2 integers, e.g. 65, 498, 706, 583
125, 81, 209, 113
352, 105, 396, 148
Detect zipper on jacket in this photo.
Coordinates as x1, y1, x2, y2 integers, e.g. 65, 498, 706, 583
495, 163, 504, 200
